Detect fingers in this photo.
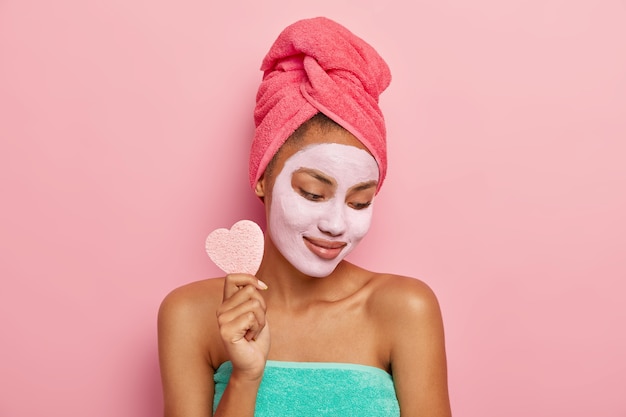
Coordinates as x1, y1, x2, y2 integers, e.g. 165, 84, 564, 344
223, 273, 268, 300
218, 274, 269, 343
218, 297, 267, 342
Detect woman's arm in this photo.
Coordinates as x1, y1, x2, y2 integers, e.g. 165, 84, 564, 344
158, 284, 216, 417
158, 276, 270, 417
381, 277, 452, 417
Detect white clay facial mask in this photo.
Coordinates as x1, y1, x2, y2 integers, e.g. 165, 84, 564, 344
269, 143, 379, 277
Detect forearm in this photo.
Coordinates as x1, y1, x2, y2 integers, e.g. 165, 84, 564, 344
213, 373, 263, 417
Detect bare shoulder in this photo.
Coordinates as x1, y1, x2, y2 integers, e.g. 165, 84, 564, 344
159, 277, 224, 317
158, 277, 225, 366
366, 273, 443, 324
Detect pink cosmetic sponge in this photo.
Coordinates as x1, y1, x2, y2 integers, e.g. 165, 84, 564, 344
205, 220, 265, 275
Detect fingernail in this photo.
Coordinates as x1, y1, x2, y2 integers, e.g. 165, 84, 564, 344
257, 279, 268, 290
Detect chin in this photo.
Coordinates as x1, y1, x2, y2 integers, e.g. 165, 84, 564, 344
297, 256, 347, 278
305, 267, 337, 278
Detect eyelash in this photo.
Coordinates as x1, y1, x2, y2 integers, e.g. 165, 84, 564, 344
299, 188, 324, 201
349, 201, 372, 210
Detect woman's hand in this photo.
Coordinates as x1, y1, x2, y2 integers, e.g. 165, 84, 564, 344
216, 274, 270, 381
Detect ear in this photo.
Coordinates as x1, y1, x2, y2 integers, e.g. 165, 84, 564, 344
254, 176, 266, 199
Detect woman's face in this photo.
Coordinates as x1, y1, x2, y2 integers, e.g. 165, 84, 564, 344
260, 126, 379, 277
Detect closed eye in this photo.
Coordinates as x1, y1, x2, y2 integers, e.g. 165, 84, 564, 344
348, 201, 372, 210
299, 188, 324, 201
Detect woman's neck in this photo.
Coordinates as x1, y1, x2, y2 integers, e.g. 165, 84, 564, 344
255, 236, 361, 309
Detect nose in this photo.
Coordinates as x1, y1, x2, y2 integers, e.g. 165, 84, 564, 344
317, 200, 347, 237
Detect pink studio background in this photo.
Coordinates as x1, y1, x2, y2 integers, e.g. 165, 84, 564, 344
1, 0, 625, 416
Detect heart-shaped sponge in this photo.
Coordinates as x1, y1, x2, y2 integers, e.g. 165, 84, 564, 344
205, 220, 265, 275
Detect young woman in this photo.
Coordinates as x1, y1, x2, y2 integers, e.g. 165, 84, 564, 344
158, 17, 451, 417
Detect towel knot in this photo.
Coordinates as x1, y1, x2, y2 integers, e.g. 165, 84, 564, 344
250, 17, 391, 191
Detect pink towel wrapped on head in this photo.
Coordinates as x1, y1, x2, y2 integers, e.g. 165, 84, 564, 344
249, 17, 392, 191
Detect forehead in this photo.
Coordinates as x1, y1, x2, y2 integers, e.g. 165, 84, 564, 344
271, 124, 373, 177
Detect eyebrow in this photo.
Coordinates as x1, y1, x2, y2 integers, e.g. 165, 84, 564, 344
298, 168, 334, 186
350, 180, 378, 192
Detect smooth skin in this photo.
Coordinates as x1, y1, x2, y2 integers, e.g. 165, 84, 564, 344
158, 124, 452, 417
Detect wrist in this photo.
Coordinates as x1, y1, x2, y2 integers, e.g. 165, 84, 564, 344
229, 366, 265, 385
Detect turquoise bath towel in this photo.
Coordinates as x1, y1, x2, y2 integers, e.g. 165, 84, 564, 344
214, 360, 400, 416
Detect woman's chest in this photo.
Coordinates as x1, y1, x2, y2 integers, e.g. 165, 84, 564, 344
265, 302, 388, 368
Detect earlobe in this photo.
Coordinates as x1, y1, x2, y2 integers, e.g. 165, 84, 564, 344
254, 177, 266, 198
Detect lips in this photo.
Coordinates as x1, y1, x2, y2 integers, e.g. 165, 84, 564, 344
303, 237, 347, 260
